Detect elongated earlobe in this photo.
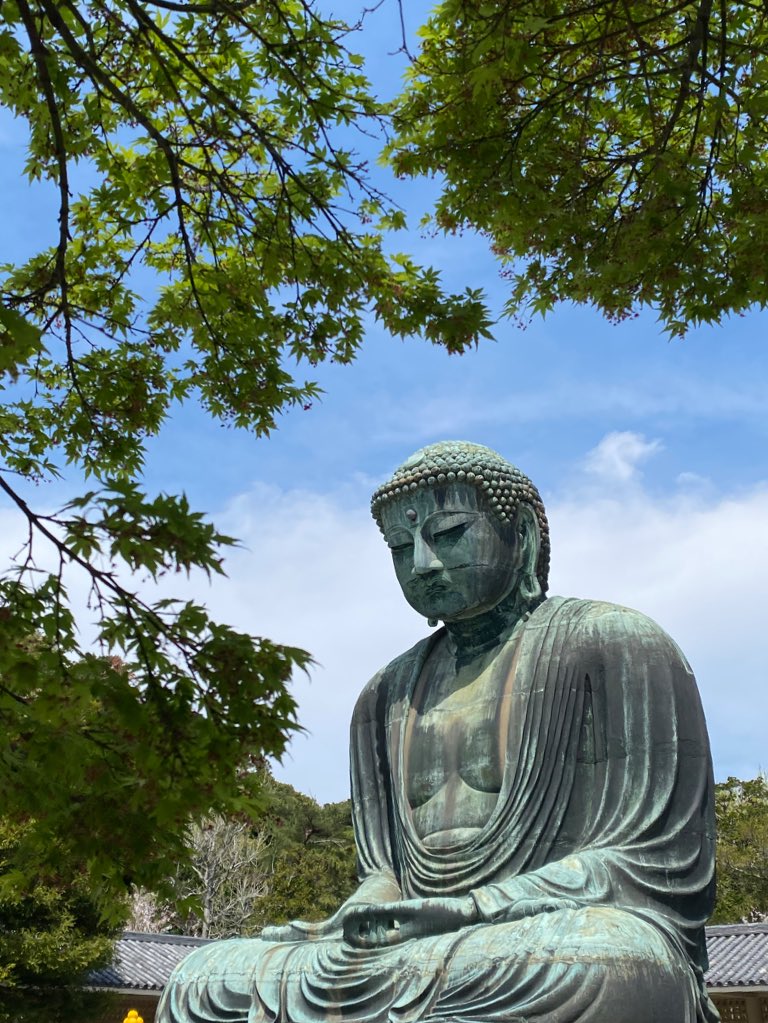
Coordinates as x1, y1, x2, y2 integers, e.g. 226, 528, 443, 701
516, 503, 542, 611
518, 569, 542, 607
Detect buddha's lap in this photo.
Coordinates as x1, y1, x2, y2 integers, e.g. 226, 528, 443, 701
169, 905, 690, 995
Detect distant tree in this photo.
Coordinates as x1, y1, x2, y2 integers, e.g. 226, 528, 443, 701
0, 0, 491, 921
391, 0, 768, 335
249, 781, 357, 928
0, 816, 119, 1019
130, 814, 270, 939
713, 775, 768, 923
128, 778, 357, 936
126, 886, 175, 935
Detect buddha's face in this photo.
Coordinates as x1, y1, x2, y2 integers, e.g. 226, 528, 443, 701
379, 482, 521, 623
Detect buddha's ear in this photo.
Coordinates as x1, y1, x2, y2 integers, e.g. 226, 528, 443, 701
515, 503, 542, 607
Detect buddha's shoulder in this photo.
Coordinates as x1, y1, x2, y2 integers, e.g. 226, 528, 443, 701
353, 634, 436, 710
537, 594, 664, 628
534, 595, 684, 657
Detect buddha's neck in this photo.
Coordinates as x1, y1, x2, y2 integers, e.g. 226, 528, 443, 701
443, 591, 539, 665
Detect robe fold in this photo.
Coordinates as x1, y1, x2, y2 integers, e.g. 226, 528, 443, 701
157, 597, 720, 1023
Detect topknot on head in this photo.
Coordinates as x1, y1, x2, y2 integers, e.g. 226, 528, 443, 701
370, 440, 550, 594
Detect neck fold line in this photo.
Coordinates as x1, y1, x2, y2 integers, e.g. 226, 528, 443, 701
443, 591, 538, 664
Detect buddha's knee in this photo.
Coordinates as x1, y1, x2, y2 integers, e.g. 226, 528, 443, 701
550, 907, 674, 962
157, 938, 257, 1023
443, 910, 697, 1022
456, 906, 675, 964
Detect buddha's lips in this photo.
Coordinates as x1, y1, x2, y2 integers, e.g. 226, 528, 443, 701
409, 579, 449, 595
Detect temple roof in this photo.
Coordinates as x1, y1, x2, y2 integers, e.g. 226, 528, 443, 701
86, 931, 211, 993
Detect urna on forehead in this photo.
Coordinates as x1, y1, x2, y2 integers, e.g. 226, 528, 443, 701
371, 440, 552, 591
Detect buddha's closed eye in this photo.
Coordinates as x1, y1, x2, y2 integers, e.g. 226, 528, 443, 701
432, 522, 470, 545
389, 539, 414, 554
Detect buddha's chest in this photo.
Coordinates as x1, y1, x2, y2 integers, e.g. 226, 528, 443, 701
404, 652, 507, 813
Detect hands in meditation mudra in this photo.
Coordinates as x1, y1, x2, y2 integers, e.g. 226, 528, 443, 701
158, 442, 720, 1023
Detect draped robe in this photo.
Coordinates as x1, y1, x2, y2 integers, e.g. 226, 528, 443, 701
157, 597, 720, 1023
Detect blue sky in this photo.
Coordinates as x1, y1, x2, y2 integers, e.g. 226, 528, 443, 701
1, 1, 766, 803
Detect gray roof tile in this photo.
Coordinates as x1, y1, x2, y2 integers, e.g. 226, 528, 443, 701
87, 932, 212, 992
705, 924, 768, 989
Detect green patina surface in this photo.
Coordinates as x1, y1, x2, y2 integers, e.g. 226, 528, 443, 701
158, 442, 721, 1023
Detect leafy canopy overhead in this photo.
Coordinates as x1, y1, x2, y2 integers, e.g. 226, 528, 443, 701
390, 0, 768, 334
0, 0, 492, 920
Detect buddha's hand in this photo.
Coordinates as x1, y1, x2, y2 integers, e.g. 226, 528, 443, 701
259, 910, 345, 944
342, 897, 479, 949
259, 920, 329, 943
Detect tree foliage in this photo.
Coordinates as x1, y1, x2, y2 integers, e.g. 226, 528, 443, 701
0, 0, 492, 920
713, 774, 768, 923
0, 817, 118, 1018
248, 780, 356, 928
1, 592, 301, 921
390, 0, 768, 334
0, 989, 114, 1023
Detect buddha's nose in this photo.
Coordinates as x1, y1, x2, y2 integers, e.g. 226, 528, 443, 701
412, 535, 444, 576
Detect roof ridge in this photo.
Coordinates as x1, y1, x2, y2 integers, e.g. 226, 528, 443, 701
120, 931, 213, 945
706, 923, 768, 936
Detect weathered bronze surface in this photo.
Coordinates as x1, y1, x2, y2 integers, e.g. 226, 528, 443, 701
158, 441, 720, 1023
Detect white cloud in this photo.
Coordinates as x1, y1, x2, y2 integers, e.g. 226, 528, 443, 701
583, 430, 663, 483
548, 483, 768, 787
676, 471, 713, 491
371, 378, 768, 444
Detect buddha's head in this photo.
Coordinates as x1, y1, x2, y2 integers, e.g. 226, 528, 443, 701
371, 441, 549, 625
